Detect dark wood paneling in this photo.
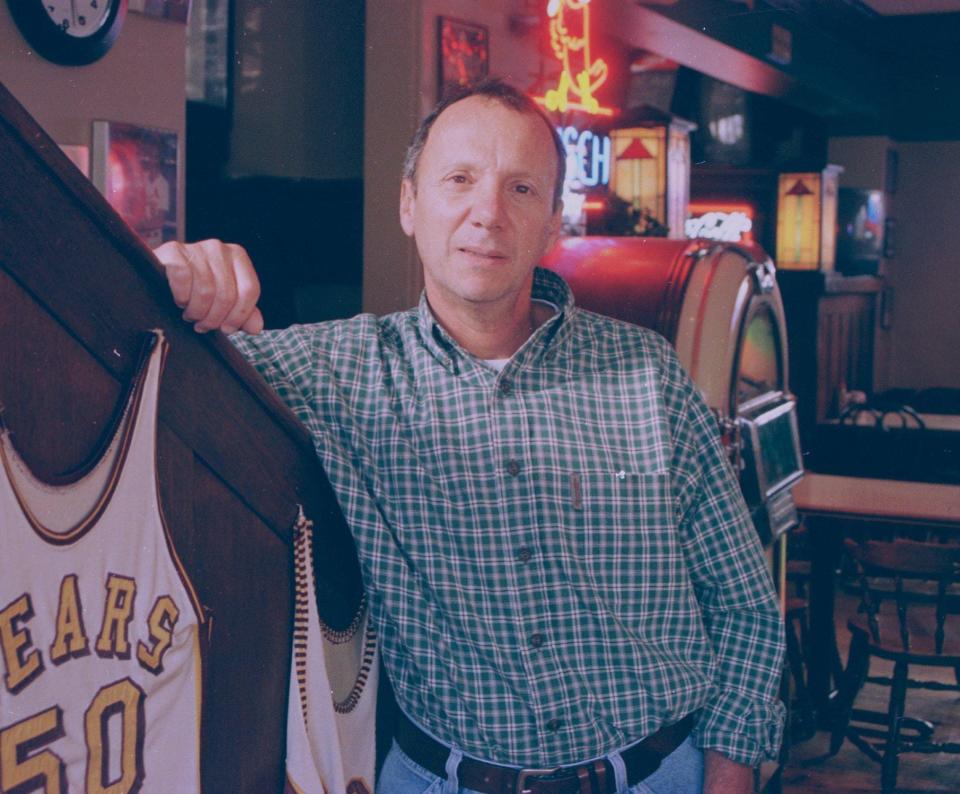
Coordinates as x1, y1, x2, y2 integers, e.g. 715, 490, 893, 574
778, 271, 880, 438
0, 267, 122, 479
816, 293, 875, 422
0, 81, 362, 791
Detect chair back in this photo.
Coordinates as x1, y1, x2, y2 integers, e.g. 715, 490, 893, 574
844, 537, 960, 655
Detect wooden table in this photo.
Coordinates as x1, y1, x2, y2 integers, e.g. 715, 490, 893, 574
791, 474, 960, 718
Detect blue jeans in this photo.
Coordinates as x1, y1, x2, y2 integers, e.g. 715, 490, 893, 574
377, 736, 704, 794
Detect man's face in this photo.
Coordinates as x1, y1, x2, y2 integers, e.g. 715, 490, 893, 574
400, 97, 562, 319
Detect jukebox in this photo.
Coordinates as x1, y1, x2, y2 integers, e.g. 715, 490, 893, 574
541, 236, 804, 546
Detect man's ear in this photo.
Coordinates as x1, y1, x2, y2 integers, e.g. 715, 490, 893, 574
541, 206, 562, 254
399, 179, 416, 238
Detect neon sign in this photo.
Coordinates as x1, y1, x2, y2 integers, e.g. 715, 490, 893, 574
685, 202, 755, 243
536, 0, 615, 116
685, 211, 753, 243
558, 126, 611, 187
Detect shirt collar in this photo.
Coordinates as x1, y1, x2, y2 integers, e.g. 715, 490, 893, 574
415, 267, 576, 373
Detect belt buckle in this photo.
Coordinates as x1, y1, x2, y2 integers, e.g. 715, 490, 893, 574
515, 766, 560, 794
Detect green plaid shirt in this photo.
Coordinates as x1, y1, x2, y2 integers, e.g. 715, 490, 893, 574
232, 267, 785, 767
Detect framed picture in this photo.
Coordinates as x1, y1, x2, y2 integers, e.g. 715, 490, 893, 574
92, 120, 179, 247
129, 0, 190, 23
437, 16, 489, 100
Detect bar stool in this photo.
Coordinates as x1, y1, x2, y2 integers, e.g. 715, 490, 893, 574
783, 523, 818, 741
784, 595, 817, 742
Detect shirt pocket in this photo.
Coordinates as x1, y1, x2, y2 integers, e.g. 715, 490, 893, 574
567, 471, 688, 624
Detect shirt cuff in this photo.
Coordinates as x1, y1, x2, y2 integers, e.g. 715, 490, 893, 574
691, 692, 786, 766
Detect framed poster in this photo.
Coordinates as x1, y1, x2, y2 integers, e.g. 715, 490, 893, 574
437, 16, 489, 99
129, 0, 190, 23
92, 120, 179, 247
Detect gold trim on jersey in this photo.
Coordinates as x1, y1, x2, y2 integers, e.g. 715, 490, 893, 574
292, 507, 313, 727
0, 334, 156, 546
145, 333, 207, 790
192, 625, 204, 792
331, 621, 377, 716
293, 508, 377, 718
284, 773, 318, 794
151, 337, 205, 626
319, 596, 368, 646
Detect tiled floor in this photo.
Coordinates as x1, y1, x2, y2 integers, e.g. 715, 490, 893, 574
782, 593, 960, 793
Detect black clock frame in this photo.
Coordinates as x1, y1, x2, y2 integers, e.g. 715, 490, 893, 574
7, 0, 127, 66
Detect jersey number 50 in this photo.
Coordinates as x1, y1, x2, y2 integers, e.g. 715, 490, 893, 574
1, 677, 145, 793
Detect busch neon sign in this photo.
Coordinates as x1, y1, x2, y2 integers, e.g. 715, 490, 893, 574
558, 126, 611, 187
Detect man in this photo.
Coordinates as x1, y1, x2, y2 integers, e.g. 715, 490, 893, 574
156, 79, 785, 793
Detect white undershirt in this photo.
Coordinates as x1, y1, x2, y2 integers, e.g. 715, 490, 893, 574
481, 299, 558, 372
483, 357, 510, 372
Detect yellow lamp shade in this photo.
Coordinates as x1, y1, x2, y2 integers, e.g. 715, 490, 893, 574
609, 109, 695, 238
776, 166, 842, 270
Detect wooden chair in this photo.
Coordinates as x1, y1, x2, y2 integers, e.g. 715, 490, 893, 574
830, 537, 960, 792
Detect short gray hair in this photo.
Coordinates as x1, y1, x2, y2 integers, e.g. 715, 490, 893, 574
402, 78, 566, 213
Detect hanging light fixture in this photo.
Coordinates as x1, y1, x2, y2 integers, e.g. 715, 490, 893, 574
776, 165, 843, 270
608, 106, 695, 238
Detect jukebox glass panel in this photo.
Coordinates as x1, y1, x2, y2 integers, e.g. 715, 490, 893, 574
753, 404, 804, 497
739, 399, 804, 504
737, 306, 781, 404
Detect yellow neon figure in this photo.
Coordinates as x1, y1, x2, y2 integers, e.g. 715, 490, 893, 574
539, 0, 613, 116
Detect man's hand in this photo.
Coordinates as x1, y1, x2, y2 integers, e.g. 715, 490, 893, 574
154, 240, 264, 335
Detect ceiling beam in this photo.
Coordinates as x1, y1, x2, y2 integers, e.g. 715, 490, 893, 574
620, 0, 888, 123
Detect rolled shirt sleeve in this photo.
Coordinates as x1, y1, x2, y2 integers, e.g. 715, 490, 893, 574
660, 341, 786, 765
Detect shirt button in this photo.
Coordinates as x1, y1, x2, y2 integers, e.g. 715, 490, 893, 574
497, 380, 513, 396
505, 459, 522, 477
529, 633, 545, 648
517, 547, 533, 563
545, 718, 562, 733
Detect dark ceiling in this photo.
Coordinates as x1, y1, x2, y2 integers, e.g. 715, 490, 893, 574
761, 1, 960, 138
641, 0, 960, 139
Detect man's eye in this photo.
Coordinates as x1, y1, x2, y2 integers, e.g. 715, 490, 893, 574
448, 174, 468, 184
515, 184, 532, 194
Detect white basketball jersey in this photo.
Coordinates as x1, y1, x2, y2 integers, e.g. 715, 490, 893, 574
285, 508, 377, 794
0, 331, 205, 793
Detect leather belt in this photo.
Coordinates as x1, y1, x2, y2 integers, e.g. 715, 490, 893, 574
395, 711, 696, 794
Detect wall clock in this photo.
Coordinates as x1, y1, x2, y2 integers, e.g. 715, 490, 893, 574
7, 0, 127, 65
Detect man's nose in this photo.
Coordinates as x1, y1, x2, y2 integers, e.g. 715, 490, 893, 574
469, 181, 505, 229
